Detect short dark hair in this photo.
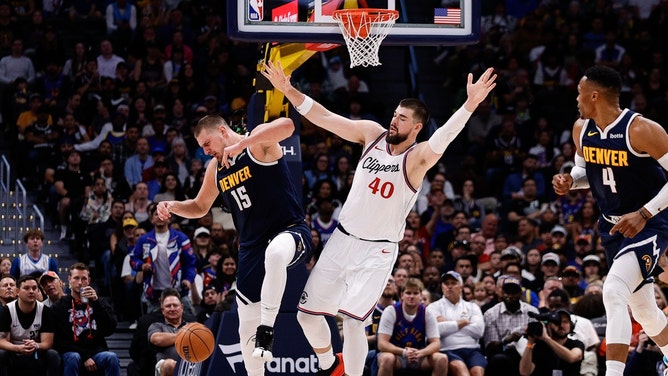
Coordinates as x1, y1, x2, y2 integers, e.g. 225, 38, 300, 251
160, 288, 181, 305
69, 262, 89, 274
583, 65, 622, 95
398, 98, 429, 126
16, 274, 38, 288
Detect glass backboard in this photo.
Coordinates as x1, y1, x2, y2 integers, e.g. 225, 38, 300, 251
228, 0, 480, 46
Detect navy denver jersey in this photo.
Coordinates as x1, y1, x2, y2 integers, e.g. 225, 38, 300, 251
216, 148, 305, 247
390, 303, 427, 350
581, 109, 667, 217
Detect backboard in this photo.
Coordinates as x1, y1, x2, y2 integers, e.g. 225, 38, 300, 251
228, 0, 480, 46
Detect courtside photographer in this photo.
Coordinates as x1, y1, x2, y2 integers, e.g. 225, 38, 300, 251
519, 309, 584, 376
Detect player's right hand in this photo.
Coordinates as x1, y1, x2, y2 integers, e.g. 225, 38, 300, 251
157, 201, 172, 221
552, 173, 573, 196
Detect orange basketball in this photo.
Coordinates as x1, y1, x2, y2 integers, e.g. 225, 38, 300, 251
174, 322, 216, 363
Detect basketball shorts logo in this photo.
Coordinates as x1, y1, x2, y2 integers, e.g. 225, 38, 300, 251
642, 255, 653, 272
300, 291, 308, 304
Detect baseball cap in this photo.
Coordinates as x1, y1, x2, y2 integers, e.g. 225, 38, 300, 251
194, 227, 210, 238
551, 225, 567, 236
500, 275, 522, 293
39, 271, 60, 285
202, 284, 218, 294
329, 56, 342, 65
123, 218, 139, 228
542, 252, 560, 266
582, 254, 601, 265
441, 270, 463, 284
204, 95, 217, 102
561, 265, 581, 277
153, 104, 166, 112
151, 146, 166, 155
429, 181, 444, 193
501, 246, 523, 260
576, 234, 591, 244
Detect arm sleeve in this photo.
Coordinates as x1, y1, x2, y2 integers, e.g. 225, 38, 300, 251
427, 106, 473, 154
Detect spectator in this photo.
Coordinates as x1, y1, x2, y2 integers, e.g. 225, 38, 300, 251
196, 284, 222, 324
96, 39, 124, 80
376, 278, 448, 376
10, 229, 58, 279
124, 137, 154, 187
0, 275, 16, 307
483, 276, 539, 376
105, 0, 137, 41
131, 204, 197, 314
39, 271, 65, 307
51, 263, 120, 376
0, 275, 60, 376
0, 38, 35, 86
519, 308, 584, 376
53, 149, 92, 244
364, 275, 396, 375
427, 271, 486, 376
547, 288, 600, 376
125, 182, 152, 225
148, 288, 189, 376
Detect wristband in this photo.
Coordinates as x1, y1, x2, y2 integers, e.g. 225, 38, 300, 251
639, 208, 650, 221
295, 95, 314, 115
526, 343, 534, 349
402, 348, 407, 357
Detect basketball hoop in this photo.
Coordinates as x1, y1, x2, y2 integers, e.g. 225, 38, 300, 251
332, 8, 399, 68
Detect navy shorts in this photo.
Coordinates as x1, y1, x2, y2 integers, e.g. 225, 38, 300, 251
236, 221, 312, 304
443, 348, 487, 369
599, 210, 668, 284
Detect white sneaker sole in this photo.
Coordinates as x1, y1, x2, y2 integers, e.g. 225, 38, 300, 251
252, 348, 273, 362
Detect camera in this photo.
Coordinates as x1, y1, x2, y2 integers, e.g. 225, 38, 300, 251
526, 311, 563, 337
526, 321, 544, 337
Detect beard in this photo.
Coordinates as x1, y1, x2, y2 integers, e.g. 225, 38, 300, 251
385, 129, 409, 145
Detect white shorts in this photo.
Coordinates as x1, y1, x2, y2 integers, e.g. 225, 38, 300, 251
297, 228, 398, 322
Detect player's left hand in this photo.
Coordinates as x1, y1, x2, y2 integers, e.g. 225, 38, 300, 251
463, 67, 497, 112
609, 211, 647, 238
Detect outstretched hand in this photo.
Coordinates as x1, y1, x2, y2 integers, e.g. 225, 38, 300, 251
464, 67, 497, 112
261, 61, 293, 93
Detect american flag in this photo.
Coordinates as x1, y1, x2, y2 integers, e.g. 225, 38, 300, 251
434, 8, 461, 25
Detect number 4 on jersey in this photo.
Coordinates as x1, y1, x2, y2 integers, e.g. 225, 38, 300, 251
603, 167, 617, 193
368, 177, 395, 199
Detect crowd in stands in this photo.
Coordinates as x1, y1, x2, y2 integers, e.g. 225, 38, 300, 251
1, 0, 668, 375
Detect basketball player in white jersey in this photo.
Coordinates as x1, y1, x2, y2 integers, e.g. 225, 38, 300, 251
263, 62, 496, 376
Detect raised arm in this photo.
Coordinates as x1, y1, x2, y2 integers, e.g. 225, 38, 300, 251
406, 68, 497, 184
261, 60, 383, 145
221, 117, 294, 168
157, 158, 220, 220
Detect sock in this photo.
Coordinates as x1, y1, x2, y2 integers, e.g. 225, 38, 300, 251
318, 350, 335, 370
605, 360, 625, 376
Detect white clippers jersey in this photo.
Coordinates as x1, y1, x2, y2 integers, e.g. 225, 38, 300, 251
337, 133, 420, 242
7, 300, 44, 344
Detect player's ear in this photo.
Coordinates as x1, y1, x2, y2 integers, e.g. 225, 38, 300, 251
414, 122, 423, 133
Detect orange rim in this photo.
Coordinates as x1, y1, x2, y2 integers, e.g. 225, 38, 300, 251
332, 8, 399, 24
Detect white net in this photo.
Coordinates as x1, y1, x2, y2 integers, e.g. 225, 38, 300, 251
332, 9, 399, 68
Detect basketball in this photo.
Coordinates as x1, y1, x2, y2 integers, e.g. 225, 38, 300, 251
174, 322, 216, 363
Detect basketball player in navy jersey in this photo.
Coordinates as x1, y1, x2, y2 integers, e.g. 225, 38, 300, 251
262, 62, 496, 376
553, 65, 668, 376
156, 116, 312, 376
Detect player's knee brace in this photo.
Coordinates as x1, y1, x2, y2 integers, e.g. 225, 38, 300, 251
603, 275, 633, 344
265, 233, 295, 268
630, 287, 668, 337
296, 311, 331, 349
